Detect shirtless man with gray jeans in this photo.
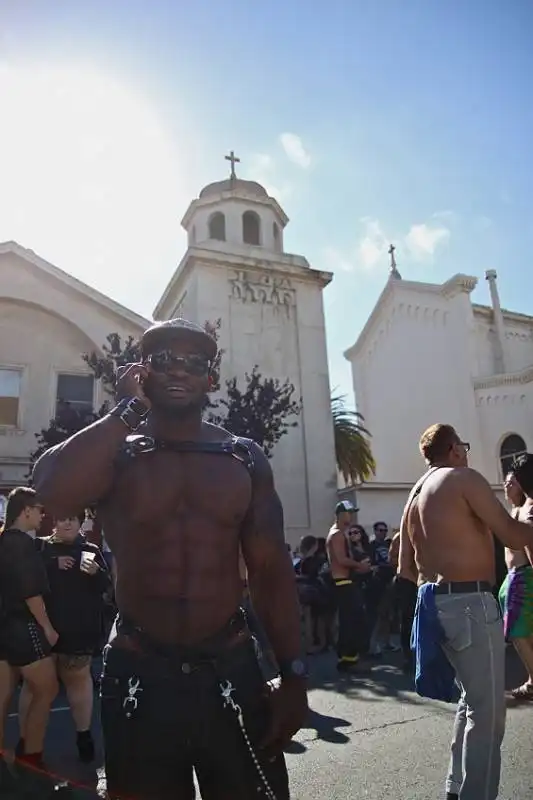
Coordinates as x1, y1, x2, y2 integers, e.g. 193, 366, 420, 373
399, 423, 533, 800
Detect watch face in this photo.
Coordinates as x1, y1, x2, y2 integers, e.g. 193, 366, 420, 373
291, 659, 307, 676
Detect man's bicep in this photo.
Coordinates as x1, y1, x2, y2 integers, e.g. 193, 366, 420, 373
463, 469, 511, 536
241, 447, 287, 571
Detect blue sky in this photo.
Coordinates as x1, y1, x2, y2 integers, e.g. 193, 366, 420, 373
1, 0, 532, 404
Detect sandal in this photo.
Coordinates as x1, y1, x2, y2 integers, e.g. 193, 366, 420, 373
510, 682, 533, 701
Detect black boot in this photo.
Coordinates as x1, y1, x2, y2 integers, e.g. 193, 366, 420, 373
76, 730, 95, 763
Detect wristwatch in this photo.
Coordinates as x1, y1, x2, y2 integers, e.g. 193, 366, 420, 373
110, 397, 150, 431
278, 658, 309, 681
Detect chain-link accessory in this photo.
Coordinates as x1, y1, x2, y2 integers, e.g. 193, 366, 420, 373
219, 680, 277, 800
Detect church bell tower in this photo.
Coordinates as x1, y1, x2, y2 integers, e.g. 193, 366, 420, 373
153, 152, 337, 543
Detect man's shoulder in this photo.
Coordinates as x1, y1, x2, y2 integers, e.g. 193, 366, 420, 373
0, 528, 35, 554
327, 524, 340, 539
202, 422, 257, 450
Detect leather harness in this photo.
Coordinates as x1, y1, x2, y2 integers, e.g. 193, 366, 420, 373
116, 433, 256, 475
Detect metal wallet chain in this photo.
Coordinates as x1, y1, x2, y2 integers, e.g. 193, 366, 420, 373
219, 680, 278, 800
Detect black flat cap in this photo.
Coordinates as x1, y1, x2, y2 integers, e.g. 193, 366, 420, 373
142, 319, 218, 361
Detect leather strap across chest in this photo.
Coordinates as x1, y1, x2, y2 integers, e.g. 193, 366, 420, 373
116, 434, 256, 475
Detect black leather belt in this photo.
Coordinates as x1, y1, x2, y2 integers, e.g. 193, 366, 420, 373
434, 580, 493, 595
117, 607, 249, 662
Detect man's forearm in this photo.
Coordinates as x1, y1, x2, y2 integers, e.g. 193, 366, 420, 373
248, 561, 302, 663
25, 596, 53, 632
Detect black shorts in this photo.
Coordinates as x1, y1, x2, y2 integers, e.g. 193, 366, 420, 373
0, 616, 52, 668
101, 631, 290, 800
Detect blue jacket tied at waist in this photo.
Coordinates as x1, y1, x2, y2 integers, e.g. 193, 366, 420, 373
411, 583, 457, 703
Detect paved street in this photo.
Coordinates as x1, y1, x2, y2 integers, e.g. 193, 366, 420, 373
4, 649, 533, 799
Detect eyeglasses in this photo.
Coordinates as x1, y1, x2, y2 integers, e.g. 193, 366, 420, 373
460, 442, 471, 452
146, 351, 210, 377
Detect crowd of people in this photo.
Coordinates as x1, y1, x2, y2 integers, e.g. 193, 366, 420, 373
0, 490, 114, 778
292, 512, 406, 669
0, 318, 532, 800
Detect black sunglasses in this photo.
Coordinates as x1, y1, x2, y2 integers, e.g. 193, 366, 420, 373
146, 351, 210, 377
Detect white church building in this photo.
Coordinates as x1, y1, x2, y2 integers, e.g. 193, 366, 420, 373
345, 251, 532, 529
0, 158, 338, 543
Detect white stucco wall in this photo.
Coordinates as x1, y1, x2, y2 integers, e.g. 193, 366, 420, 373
347, 274, 533, 524
0, 250, 148, 487
349, 281, 485, 485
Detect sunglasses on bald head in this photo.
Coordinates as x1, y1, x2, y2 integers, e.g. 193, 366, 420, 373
146, 350, 211, 377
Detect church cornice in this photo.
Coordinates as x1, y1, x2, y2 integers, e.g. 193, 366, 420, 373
439, 274, 478, 297
0, 241, 150, 330
473, 365, 533, 390
154, 246, 332, 319
472, 303, 533, 326
344, 273, 478, 362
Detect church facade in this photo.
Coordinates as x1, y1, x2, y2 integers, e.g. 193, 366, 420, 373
345, 262, 533, 529
0, 163, 337, 542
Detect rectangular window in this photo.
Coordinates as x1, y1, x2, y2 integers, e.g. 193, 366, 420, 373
55, 373, 94, 416
0, 368, 22, 427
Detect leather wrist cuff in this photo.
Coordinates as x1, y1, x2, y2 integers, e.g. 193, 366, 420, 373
110, 397, 150, 431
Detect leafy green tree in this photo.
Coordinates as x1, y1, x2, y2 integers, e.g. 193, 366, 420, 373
29, 402, 98, 473
207, 367, 301, 456
331, 394, 375, 484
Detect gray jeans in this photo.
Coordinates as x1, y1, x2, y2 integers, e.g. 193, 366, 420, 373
435, 591, 506, 800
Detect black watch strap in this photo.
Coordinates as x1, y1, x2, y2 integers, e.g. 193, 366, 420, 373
278, 658, 309, 681
110, 397, 150, 431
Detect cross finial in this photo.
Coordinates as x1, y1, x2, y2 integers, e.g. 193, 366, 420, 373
224, 150, 240, 180
388, 243, 402, 279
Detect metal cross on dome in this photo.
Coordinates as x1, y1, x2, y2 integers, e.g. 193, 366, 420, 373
225, 150, 240, 179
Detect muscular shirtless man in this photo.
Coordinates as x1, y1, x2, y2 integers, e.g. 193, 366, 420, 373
33, 319, 307, 800
398, 424, 533, 800
326, 501, 371, 671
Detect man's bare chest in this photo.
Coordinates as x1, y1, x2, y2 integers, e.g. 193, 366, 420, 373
107, 450, 253, 527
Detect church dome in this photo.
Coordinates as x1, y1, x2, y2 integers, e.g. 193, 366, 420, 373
199, 177, 268, 200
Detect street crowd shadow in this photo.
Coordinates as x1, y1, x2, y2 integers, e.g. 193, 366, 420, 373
308, 646, 529, 714
307, 651, 421, 706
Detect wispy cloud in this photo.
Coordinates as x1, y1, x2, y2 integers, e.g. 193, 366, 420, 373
405, 222, 450, 259
279, 132, 311, 169
246, 152, 291, 202
323, 213, 452, 274
358, 217, 389, 269
323, 246, 355, 273
500, 189, 513, 206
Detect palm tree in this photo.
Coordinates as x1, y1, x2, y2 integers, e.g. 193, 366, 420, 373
331, 394, 376, 485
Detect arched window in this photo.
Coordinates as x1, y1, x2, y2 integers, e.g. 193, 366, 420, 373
208, 212, 226, 241
242, 211, 261, 245
273, 222, 280, 250
500, 433, 527, 477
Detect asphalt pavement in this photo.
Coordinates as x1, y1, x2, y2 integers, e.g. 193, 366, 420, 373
3, 649, 533, 799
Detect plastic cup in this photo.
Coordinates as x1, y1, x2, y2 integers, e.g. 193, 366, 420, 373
80, 551, 96, 573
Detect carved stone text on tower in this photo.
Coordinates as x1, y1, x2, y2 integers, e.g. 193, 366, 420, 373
229, 270, 295, 306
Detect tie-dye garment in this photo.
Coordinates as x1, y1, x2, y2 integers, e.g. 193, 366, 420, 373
499, 564, 533, 640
